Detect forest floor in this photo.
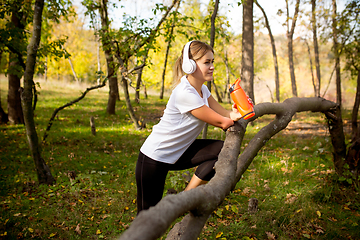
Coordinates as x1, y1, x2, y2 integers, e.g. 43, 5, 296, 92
0, 79, 359, 240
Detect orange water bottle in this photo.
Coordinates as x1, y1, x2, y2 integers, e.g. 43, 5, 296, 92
229, 78, 255, 120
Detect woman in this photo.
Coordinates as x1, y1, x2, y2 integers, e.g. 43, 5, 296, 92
136, 40, 242, 213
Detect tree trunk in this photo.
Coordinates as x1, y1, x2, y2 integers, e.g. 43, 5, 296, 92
136, 52, 148, 103
324, 105, 347, 175
21, 0, 55, 185
62, 45, 79, 82
121, 75, 141, 130
8, 7, 25, 125
332, 0, 341, 106
345, 70, 360, 182
99, 0, 120, 115
286, 0, 300, 98
255, 1, 280, 102
351, 70, 360, 140
304, 39, 316, 96
312, 0, 321, 97
160, 1, 180, 100
160, 40, 170, 100
8, 56, 24, 125
0, 97, 8, 124
116, 97, 337, 240
223, 49, 231, 104
202, 0, 219, 140
241, 0, 254, 102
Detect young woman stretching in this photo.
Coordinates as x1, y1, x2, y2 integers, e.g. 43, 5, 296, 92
136, 40, 242, 213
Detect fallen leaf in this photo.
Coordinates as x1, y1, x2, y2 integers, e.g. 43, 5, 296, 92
316, 211, 321, 218
216, 232, 223, 238
96, 229, 101, 235
303, 233, 311, 239
266, 231, 276, 240
75, 224, 81, 235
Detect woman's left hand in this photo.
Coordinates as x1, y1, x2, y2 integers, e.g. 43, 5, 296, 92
229, 104, 242, 122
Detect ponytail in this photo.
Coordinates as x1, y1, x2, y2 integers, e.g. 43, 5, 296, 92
172, 40, 214, 87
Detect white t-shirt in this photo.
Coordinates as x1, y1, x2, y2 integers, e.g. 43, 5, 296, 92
140, 75, 211, 164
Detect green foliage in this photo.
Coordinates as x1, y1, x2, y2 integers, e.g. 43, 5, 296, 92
338, 0, 360, 77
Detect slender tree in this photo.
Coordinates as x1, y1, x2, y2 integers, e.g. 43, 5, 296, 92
286, 0, 301, 97
255, 1, 280, 102
7, 2, 26, 124
135, 49, 149, 103
99, 0, 120, 115
311, 0, 321, 97
21, 0, 55, 185
241, 0, 254, 102
160, 0, 181, 100
202, 0, 219, 139
332, 0, 342, 106
303, 38, 316, 96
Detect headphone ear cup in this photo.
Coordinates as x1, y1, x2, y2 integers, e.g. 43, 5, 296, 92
182, 41, 197, 74
182, 59, 196, 74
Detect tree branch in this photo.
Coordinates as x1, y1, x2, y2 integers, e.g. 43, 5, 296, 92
117, 97, 337, 240
42, 77, 108, 144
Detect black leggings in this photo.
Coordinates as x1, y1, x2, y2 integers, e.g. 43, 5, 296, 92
135, 139, 223, 213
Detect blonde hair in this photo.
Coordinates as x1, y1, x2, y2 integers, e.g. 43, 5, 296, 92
173, 40, 214, 86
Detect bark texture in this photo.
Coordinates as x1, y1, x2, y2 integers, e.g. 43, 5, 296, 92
241, 0, 254, 102
8, 6, 25, 124
286, 0, 301, 97
312, 0, 321, 97
332, 0, 342, 106
99, 0, 120, 115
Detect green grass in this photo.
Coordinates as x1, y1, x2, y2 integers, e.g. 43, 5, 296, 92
0, 78, 359, 239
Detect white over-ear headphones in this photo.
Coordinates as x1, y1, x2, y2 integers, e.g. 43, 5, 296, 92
182, 41, 197, 74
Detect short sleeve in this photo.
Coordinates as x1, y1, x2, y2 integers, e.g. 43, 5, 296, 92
175, 88, 205, 114
201, 84, 211, 99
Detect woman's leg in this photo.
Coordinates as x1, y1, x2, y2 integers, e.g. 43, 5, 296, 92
135, 152, 169, 213
171, 139, 224, 189
184, 174, 208, 191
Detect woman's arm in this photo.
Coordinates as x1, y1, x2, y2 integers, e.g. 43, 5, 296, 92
190, 105, 234, 130
207, 96, 242, 121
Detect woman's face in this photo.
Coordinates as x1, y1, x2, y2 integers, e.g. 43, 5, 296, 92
192, 51, 214, 82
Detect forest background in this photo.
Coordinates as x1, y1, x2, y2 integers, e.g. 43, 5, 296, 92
0, 0, 356, 106
0, 0, 359, 239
